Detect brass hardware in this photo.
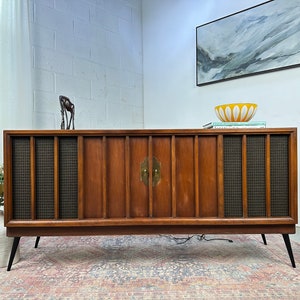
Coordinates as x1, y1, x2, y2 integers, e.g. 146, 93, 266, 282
140, 157, 149, 186
152, 156, 161, 186
140, 156, 161, 186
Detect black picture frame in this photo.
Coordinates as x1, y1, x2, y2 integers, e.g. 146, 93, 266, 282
196, 0, 300, 86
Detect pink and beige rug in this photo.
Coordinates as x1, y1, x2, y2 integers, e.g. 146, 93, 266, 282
0, 234, 299, 299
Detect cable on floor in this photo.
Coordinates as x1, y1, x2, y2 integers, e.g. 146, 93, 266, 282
161, 234, 233, 244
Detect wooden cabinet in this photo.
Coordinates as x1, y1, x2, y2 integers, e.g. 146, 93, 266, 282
3, 128, 298, 269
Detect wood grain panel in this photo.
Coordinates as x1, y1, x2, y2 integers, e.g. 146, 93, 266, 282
152, 137, 172, 217
83, 137, 103, 218
175, 136, 195, 217
129, 137, 149, 217
198, 136, 218, 217
106, 137, 126, 218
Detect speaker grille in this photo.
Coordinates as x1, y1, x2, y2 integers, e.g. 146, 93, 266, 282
223, 136, 243, 217
12, 137, 31, 219
270, 135, 289, 216
247, 136, 266, 217
35, 137, 55, 219
59, 137, 78, 219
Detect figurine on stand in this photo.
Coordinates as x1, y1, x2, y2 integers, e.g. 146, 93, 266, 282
59, 95, 75, 129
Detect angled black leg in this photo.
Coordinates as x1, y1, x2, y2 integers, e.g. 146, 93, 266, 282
7, 237, 21, 271
282, 234, 296, 268
35, 236, 40, 248
261, 234, 267, 245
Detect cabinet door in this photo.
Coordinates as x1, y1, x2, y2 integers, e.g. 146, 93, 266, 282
83, 136, 151, 218
152, 135, 218, 218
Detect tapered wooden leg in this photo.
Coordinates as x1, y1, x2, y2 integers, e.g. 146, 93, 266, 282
282, 234, 296, 268
261, 234, 267, 245
7, 237, 21, 271
34, 236, 40, 248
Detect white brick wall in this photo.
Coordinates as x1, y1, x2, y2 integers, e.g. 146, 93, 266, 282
30, 0, 143, 129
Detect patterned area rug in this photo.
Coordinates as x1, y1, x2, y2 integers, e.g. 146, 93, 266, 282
0, 234, 299, 299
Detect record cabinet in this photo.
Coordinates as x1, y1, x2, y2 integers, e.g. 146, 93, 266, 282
3, 128, 298, 270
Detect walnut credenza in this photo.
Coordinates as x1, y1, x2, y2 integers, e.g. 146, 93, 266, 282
3, 128, 298, 270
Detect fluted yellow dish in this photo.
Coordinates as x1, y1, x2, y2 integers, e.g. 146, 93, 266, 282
214, 103, 257, 122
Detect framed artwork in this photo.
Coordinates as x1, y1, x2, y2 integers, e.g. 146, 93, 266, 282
196, 0, 300, 86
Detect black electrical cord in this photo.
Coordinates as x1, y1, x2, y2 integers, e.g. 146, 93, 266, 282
197, 234, 233, 243
161, 234, 233, 244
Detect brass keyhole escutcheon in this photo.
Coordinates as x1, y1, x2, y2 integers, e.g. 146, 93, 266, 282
152, 157, 161, 186
140, 158, 149, 186
140, 156, 161, 186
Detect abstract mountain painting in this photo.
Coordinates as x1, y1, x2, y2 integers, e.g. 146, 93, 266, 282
196, 0, 300, 86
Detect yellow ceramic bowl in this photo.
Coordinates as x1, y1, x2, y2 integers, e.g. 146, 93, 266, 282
214, 103, 258, 122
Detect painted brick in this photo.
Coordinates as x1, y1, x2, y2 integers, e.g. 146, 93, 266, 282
34, 46, 73, 75
106, 67, 121, 87
73, 58, 106, 81
91, 78, 106, 100
73, 19, 91, 41
35, 2, 73, 34
31, 0, 143, 129
105, 85, 121, 103
33, 69, 55, 92
35, 0, 54, 8
122, 0, 141, 9
107, 102, 139, 127
56, 33, 91, 60
33, 90, 58, 113
90, 42, 108, 65
34, 112, 57, 129
55, 0, 90, 21
56, 73, 91, 99
76, 99, 106, 128
121, 86, 142, 106
90, 6, 119, 32
31, 25, 55, 49
104, 0, 132, 21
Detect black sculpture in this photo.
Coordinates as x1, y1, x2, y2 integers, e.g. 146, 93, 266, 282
59, 95, 75, 130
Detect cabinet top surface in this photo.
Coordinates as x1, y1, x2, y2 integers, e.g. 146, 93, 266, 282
3, 127, 297, 136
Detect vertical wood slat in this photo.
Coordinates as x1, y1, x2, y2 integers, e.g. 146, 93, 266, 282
77, 136, 84, 219
194, 135, 199, 217
242, 135, 248, 217
217, 135, 224, 218
30, 137, 36, 220
102, 136, 107, 218
148, 136, 153, 217
171, 135, 176, 217
4, 135, 13, 222
265, 134, 271, 217
289, 131, 298, 219
125, 136, 131, 218
54, 137, 60, 220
